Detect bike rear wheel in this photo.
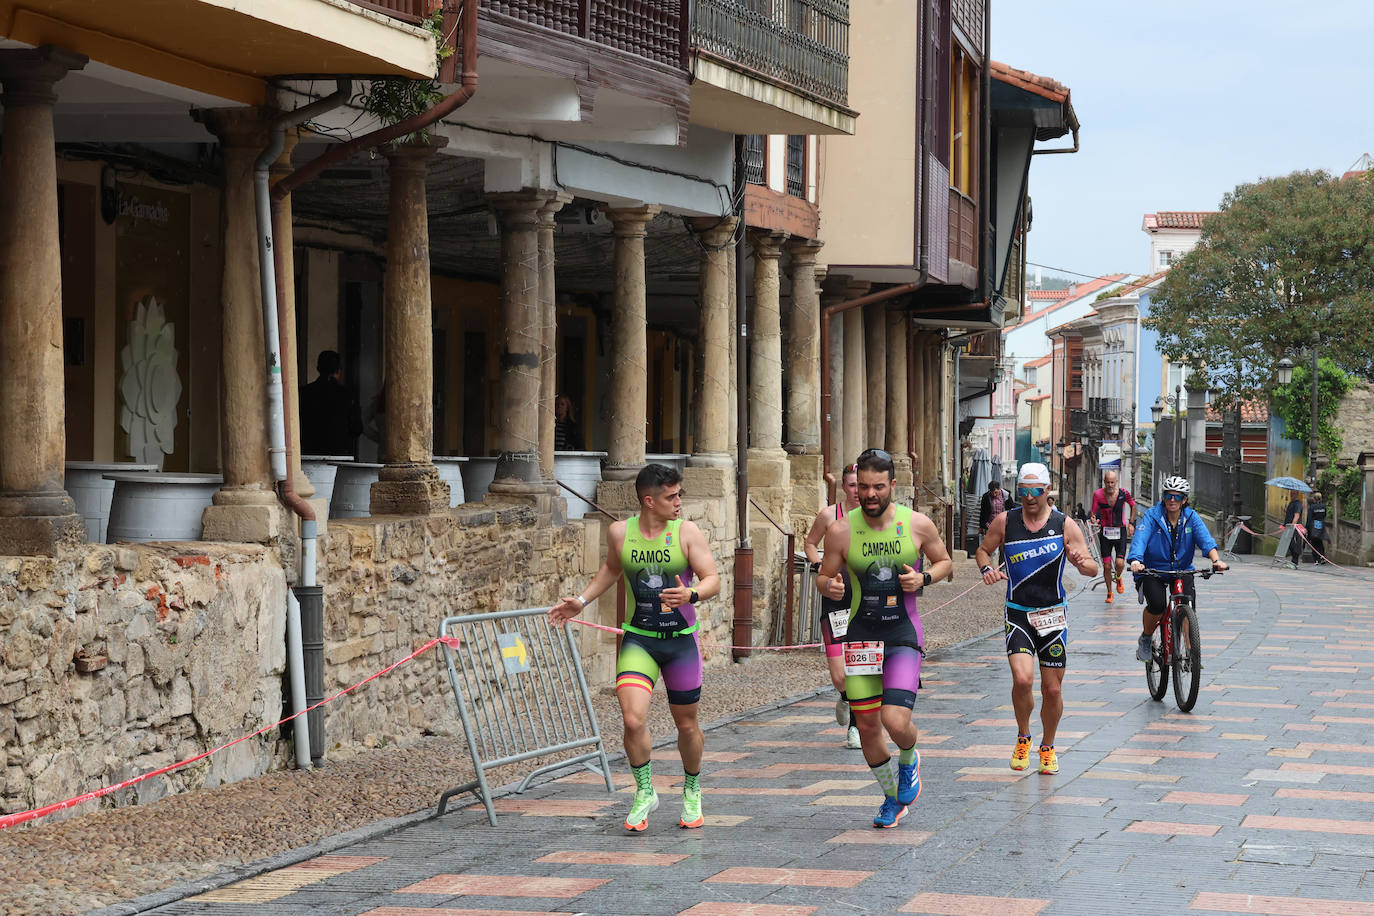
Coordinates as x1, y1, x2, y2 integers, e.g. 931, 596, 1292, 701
1171, 600, 1202, 712
1145, 621, 1168, 701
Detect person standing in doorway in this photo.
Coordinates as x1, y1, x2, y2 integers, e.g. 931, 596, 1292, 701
803, 464, 862, 749
299, 350, 362, 457
1283, 489, 1306, 568
816, 448, 953, 828
549, 464, 721, 832
1090, 470, 1136, 603
976, 463, 1098, 777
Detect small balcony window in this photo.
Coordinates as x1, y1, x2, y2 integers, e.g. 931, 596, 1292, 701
743, 134, 766, 186
786, 135, 806, 198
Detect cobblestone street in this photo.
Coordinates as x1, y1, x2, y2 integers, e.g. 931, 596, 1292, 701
99, 556, 1374, 916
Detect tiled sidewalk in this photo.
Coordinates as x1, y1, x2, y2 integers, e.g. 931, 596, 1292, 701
136, 560, 1374, 915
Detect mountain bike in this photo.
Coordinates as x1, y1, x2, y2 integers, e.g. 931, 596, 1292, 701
1132, 568, 1221, 712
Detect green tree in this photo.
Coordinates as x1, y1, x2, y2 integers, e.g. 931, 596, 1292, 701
1271, 357, 1351, 456
1145, 170, 1374, 408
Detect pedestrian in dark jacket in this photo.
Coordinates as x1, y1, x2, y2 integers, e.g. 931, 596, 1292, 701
1308, 491, 1328, 564
1282, 490, 1305, 567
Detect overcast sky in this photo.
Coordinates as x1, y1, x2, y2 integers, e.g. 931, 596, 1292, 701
990, 1, 1371, 283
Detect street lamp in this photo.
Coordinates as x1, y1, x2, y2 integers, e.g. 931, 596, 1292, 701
1276, 357, 1294, 385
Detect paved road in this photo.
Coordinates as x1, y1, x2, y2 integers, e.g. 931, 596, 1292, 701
130, 557, 1374, 915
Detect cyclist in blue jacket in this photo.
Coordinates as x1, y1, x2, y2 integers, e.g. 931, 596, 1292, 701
1126, 476, 1227, 661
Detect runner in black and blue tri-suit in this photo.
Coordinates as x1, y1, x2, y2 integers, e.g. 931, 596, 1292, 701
976, 463, 1098, 778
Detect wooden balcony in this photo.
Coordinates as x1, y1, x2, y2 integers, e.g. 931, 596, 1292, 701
479, 0, 688, 68
948, 187, 977, 271
354, 0, 432, 23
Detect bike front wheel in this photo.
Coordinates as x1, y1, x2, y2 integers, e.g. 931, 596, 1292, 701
1145, 624, 1168, 701
1171, 600, 1202, 712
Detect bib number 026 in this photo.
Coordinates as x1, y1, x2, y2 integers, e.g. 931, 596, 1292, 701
843, 641, 884, 676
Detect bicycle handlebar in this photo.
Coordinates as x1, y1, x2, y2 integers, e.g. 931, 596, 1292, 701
1131, 568, 1222, 580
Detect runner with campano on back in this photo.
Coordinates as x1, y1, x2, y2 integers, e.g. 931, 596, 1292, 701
816, 448, 953, 828
976, 462, 1098, 776
548, 463, 721, 833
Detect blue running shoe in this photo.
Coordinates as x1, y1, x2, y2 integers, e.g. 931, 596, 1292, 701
896, 752, 921, 805
872, 795, 908, 829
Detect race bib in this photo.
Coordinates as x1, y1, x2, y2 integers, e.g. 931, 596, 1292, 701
1103, 526, 1122, 540
828, 609, 850, 639
1026, 606, 1067, 636
843, 641, 884, 676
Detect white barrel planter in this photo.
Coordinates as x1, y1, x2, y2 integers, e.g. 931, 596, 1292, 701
646, 453, 689, 474
432, 456, 469, 507
554, 451, 606, 520
301, 455, 351, 515
330, 462, 383, 518
460, 456, 499, 503
65, 462, 159, 542
104, 472, 223, 543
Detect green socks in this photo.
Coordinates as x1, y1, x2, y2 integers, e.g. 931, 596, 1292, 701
869, 756, 897, 796
898, 745, 917, 766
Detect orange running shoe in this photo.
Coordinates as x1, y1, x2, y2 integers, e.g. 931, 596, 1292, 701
1116, 577, 1125, 594
1039, 745, 1059, 775
1010, 735, 1032, 771
1105, 591, 1114, 604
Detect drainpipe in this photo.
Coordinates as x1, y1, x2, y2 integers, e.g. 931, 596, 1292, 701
820, 283, 922, 502
255, 0, 479, 768
733, 134, 753, 661
253, 78, 350, 769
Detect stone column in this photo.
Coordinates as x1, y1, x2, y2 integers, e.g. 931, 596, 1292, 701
886, 309, 913, 491
912, 332, 927, 495
864, 303, 887, 451
485, 188, 554, 499
728, 242, 739, 461
369, 138, 450, 515
748, 230, 787, 454
197, 106, 282, 543
537, 193, 572, 483
842, 280, 871, 467
784, 239, 824, 455
688, 216, 737, 468
820, 274, 848, 479
0, 46, 88, 555
602, 204, 660, 479
270, 132, 313, 499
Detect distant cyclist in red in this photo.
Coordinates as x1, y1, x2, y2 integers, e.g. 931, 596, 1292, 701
1090, 470, 1136, 603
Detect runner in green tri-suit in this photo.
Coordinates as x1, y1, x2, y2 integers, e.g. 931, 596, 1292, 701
549, 464, 721, 832
816, 448, 953, 829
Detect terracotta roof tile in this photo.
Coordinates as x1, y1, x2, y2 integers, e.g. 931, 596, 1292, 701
990, 61, 1069, 104
1024, 355, 1053, 369
1204, 401, 1270, 423
1009, 274, 1132, 327
1028, 289, 1071, 300
1027, 393, 1052, 402
1144, 211, 1215, 230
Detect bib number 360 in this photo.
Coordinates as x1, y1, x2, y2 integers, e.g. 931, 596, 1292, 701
844, 640, 884, 676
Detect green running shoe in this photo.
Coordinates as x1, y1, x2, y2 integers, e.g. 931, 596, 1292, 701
625, 787, 659, 832
679, 785, 704, 828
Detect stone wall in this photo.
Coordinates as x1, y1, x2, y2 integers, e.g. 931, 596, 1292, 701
0, 543, 287, 817
1337, 382, 1374, 462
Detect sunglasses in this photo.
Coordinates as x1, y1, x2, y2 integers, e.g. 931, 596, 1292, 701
1017, 486, 1046, 498
1162, 492, 1186, 502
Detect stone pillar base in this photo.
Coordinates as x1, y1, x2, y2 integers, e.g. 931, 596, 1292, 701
594, 479, 639, 514
687, 453, 733, 470
0, 512, 85, 557
486, 481, 562, 525
787, 454, 825, 526
370, 479, 450, 516
202, 486, 281, 543
601, 464, 643, 482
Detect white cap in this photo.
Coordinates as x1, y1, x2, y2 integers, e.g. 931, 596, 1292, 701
1018, 462, 1051, 486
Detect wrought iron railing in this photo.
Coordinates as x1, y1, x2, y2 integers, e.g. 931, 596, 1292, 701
482, 0, 688, 68
694, 0, 850, 108
743, 134, 766, 185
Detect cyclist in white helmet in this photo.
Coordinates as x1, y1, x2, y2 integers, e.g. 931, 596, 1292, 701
1126, 476, 1227, 661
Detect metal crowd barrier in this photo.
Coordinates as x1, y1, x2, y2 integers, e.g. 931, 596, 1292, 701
436, 606, 614, 825
787, 553, 823, 646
